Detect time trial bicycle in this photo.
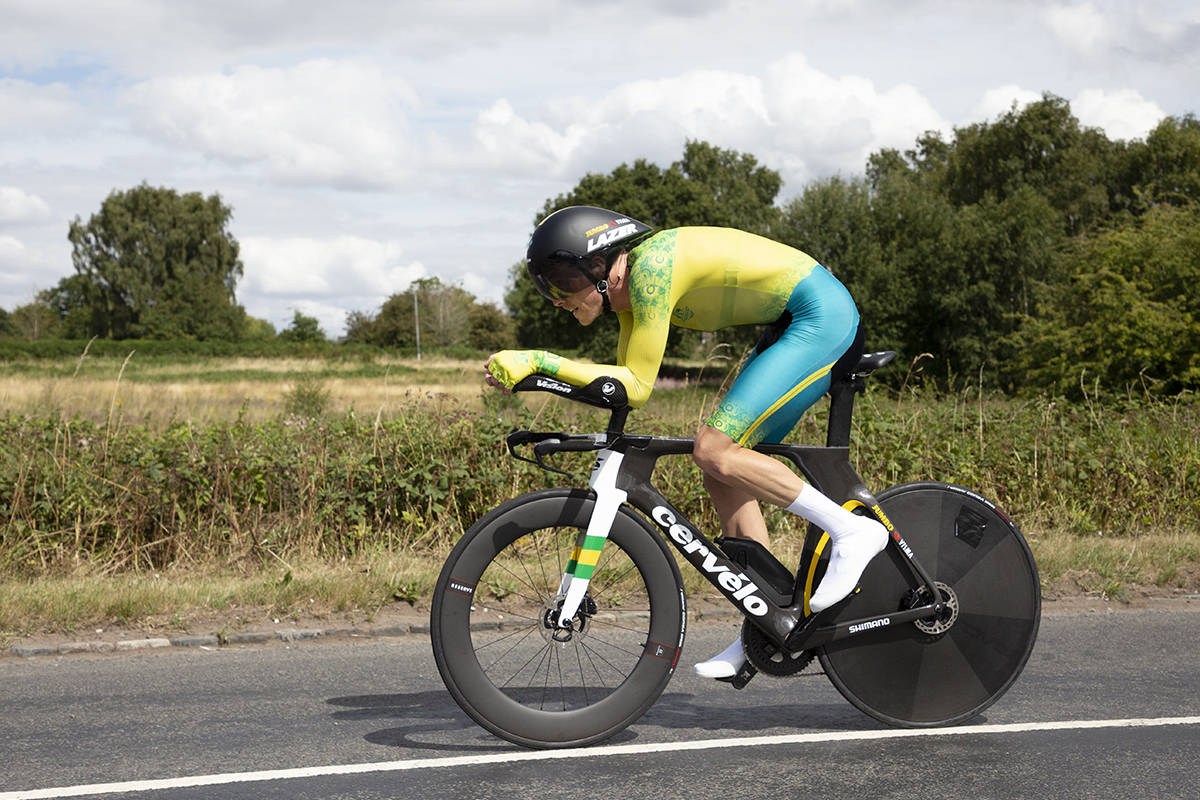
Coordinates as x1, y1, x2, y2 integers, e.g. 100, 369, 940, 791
430, 351, 1041, 748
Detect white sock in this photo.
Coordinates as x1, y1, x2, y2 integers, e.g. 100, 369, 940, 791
693, 636, 747, 679
787, 487, 888, 613
786, 486, 861, 537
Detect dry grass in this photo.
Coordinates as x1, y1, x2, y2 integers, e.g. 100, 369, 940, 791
0, 549, 442, 639
0, 355, 492, 424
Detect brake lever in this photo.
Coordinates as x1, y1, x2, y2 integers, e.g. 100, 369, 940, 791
505, 430, 574, 476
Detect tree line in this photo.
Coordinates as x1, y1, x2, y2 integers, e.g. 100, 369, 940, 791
507, 94, 1199, 398
1, 184, 515, 353
4, 93, 1197, 397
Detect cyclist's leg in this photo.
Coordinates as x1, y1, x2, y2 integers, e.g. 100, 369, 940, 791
698, 269, 884, 615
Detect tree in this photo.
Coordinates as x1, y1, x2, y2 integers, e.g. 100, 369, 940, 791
345, 277, 497, 350
240, 316, 277, 342
278, 310, 326, 343
467, 301, 517, 351
942, 93, 1114, 236
67, 183, 248, 340
1123, 114, 1200, 208
8, 297, 60, 340
38, 275, 92, 339
538, 140, 782, 233
1011, 202, 1200, 395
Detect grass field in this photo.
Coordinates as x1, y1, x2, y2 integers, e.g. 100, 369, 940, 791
0, 349, 1196, 640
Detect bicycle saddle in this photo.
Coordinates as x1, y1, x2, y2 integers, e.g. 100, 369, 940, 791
854, 351, 896, 373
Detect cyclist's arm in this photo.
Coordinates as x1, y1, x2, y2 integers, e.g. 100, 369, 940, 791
486, 312, 668, 408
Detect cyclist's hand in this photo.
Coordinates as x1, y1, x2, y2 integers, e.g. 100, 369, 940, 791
485, 351, 538, 393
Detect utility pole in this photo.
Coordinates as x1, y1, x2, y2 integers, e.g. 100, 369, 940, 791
413, 291, 421, 360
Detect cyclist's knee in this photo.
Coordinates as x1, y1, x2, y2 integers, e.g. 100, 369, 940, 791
693, 425, 738, 479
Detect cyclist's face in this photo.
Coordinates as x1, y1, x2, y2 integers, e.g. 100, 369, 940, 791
554, 283, 604, 326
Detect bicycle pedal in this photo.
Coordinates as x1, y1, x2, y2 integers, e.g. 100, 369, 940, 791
715, 661, 758, 690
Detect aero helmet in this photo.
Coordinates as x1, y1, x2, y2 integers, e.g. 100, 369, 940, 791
526, 206, 653, 311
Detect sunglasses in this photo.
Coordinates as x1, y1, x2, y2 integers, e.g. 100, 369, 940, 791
532, 259, 598, 301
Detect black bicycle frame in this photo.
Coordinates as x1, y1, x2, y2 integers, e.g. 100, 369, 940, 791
607, 435, 943, 652
505, 364, 948, 654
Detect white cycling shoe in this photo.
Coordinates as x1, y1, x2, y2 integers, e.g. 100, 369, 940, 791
693, 637, 747, 679
809, 518, 889, 613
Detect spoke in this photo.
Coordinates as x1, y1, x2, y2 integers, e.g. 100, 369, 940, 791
473, 620, 540, 656
574, 631, 645, 660
574, 637, 592, 704
491, 629, 553, 690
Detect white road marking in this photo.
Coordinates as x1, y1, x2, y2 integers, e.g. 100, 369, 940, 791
5, 716, 1199, 799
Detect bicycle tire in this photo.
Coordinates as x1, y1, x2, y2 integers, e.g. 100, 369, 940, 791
430, 488, 686, 748
818, 482, 1040, 727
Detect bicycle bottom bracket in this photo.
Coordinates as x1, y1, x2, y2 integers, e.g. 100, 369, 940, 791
540, 594, 598, 644
742, 620, 815, 676
911, 581, 959, 636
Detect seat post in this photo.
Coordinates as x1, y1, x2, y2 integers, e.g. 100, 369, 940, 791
826, 375, 864, 448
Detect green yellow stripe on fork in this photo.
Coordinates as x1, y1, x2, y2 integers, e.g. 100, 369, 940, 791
568, 535, 608, 580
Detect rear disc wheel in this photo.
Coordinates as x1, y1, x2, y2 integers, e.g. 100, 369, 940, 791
818, 482, 1040, 727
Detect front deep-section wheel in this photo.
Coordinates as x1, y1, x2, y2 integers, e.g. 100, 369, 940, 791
819, 482, 1040, 727
430, 489, 686, 748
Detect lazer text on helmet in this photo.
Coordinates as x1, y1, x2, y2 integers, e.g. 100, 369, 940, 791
587, 222, 639, 253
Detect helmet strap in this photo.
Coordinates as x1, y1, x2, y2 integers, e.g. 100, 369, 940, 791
595, 278, 612, 315
572, 257, 615, 315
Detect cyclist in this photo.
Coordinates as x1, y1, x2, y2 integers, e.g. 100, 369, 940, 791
485, 206, 887, 680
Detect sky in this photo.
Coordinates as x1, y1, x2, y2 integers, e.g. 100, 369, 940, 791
2, 0, 1197, 338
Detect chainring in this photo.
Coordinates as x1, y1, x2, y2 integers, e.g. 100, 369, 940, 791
742, 619, 815, 677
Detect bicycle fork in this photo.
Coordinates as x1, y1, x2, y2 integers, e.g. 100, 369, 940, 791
554, 448, 627, 628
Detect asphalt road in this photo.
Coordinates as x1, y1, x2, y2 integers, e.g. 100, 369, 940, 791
1, 607, 1198, 799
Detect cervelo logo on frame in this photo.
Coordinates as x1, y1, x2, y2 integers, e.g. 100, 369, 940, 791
651, 506, 769, 617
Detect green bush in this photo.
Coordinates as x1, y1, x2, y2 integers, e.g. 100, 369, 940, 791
0, 388, 1195, 576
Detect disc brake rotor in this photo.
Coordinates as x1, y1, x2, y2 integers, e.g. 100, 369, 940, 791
539, 594, 598, 644
913, 581, 959, 636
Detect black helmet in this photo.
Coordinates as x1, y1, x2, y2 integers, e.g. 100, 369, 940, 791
526, 206, 653, 305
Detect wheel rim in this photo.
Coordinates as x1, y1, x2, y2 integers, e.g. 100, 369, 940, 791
432, 492, 684, 746
820, 484, 1040, 726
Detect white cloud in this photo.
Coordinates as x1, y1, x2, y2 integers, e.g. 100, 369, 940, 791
124, 60, 422, 188
239, 235, 424, 298
1072, 88, 1166, 141
761, 53, 947, 180
1045, 3, 1111, 59
461, 54, 948, 188
1044, 1, 1200, 67
0, 186, 54, 223
464, 98, 589, 177
0, 235, 28, 273
965, 85, 1045, 125
0, 78, 84, 134
0, 234, 72, 310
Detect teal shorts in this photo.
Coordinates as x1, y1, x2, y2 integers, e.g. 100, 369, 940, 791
706, 266, 861, 447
